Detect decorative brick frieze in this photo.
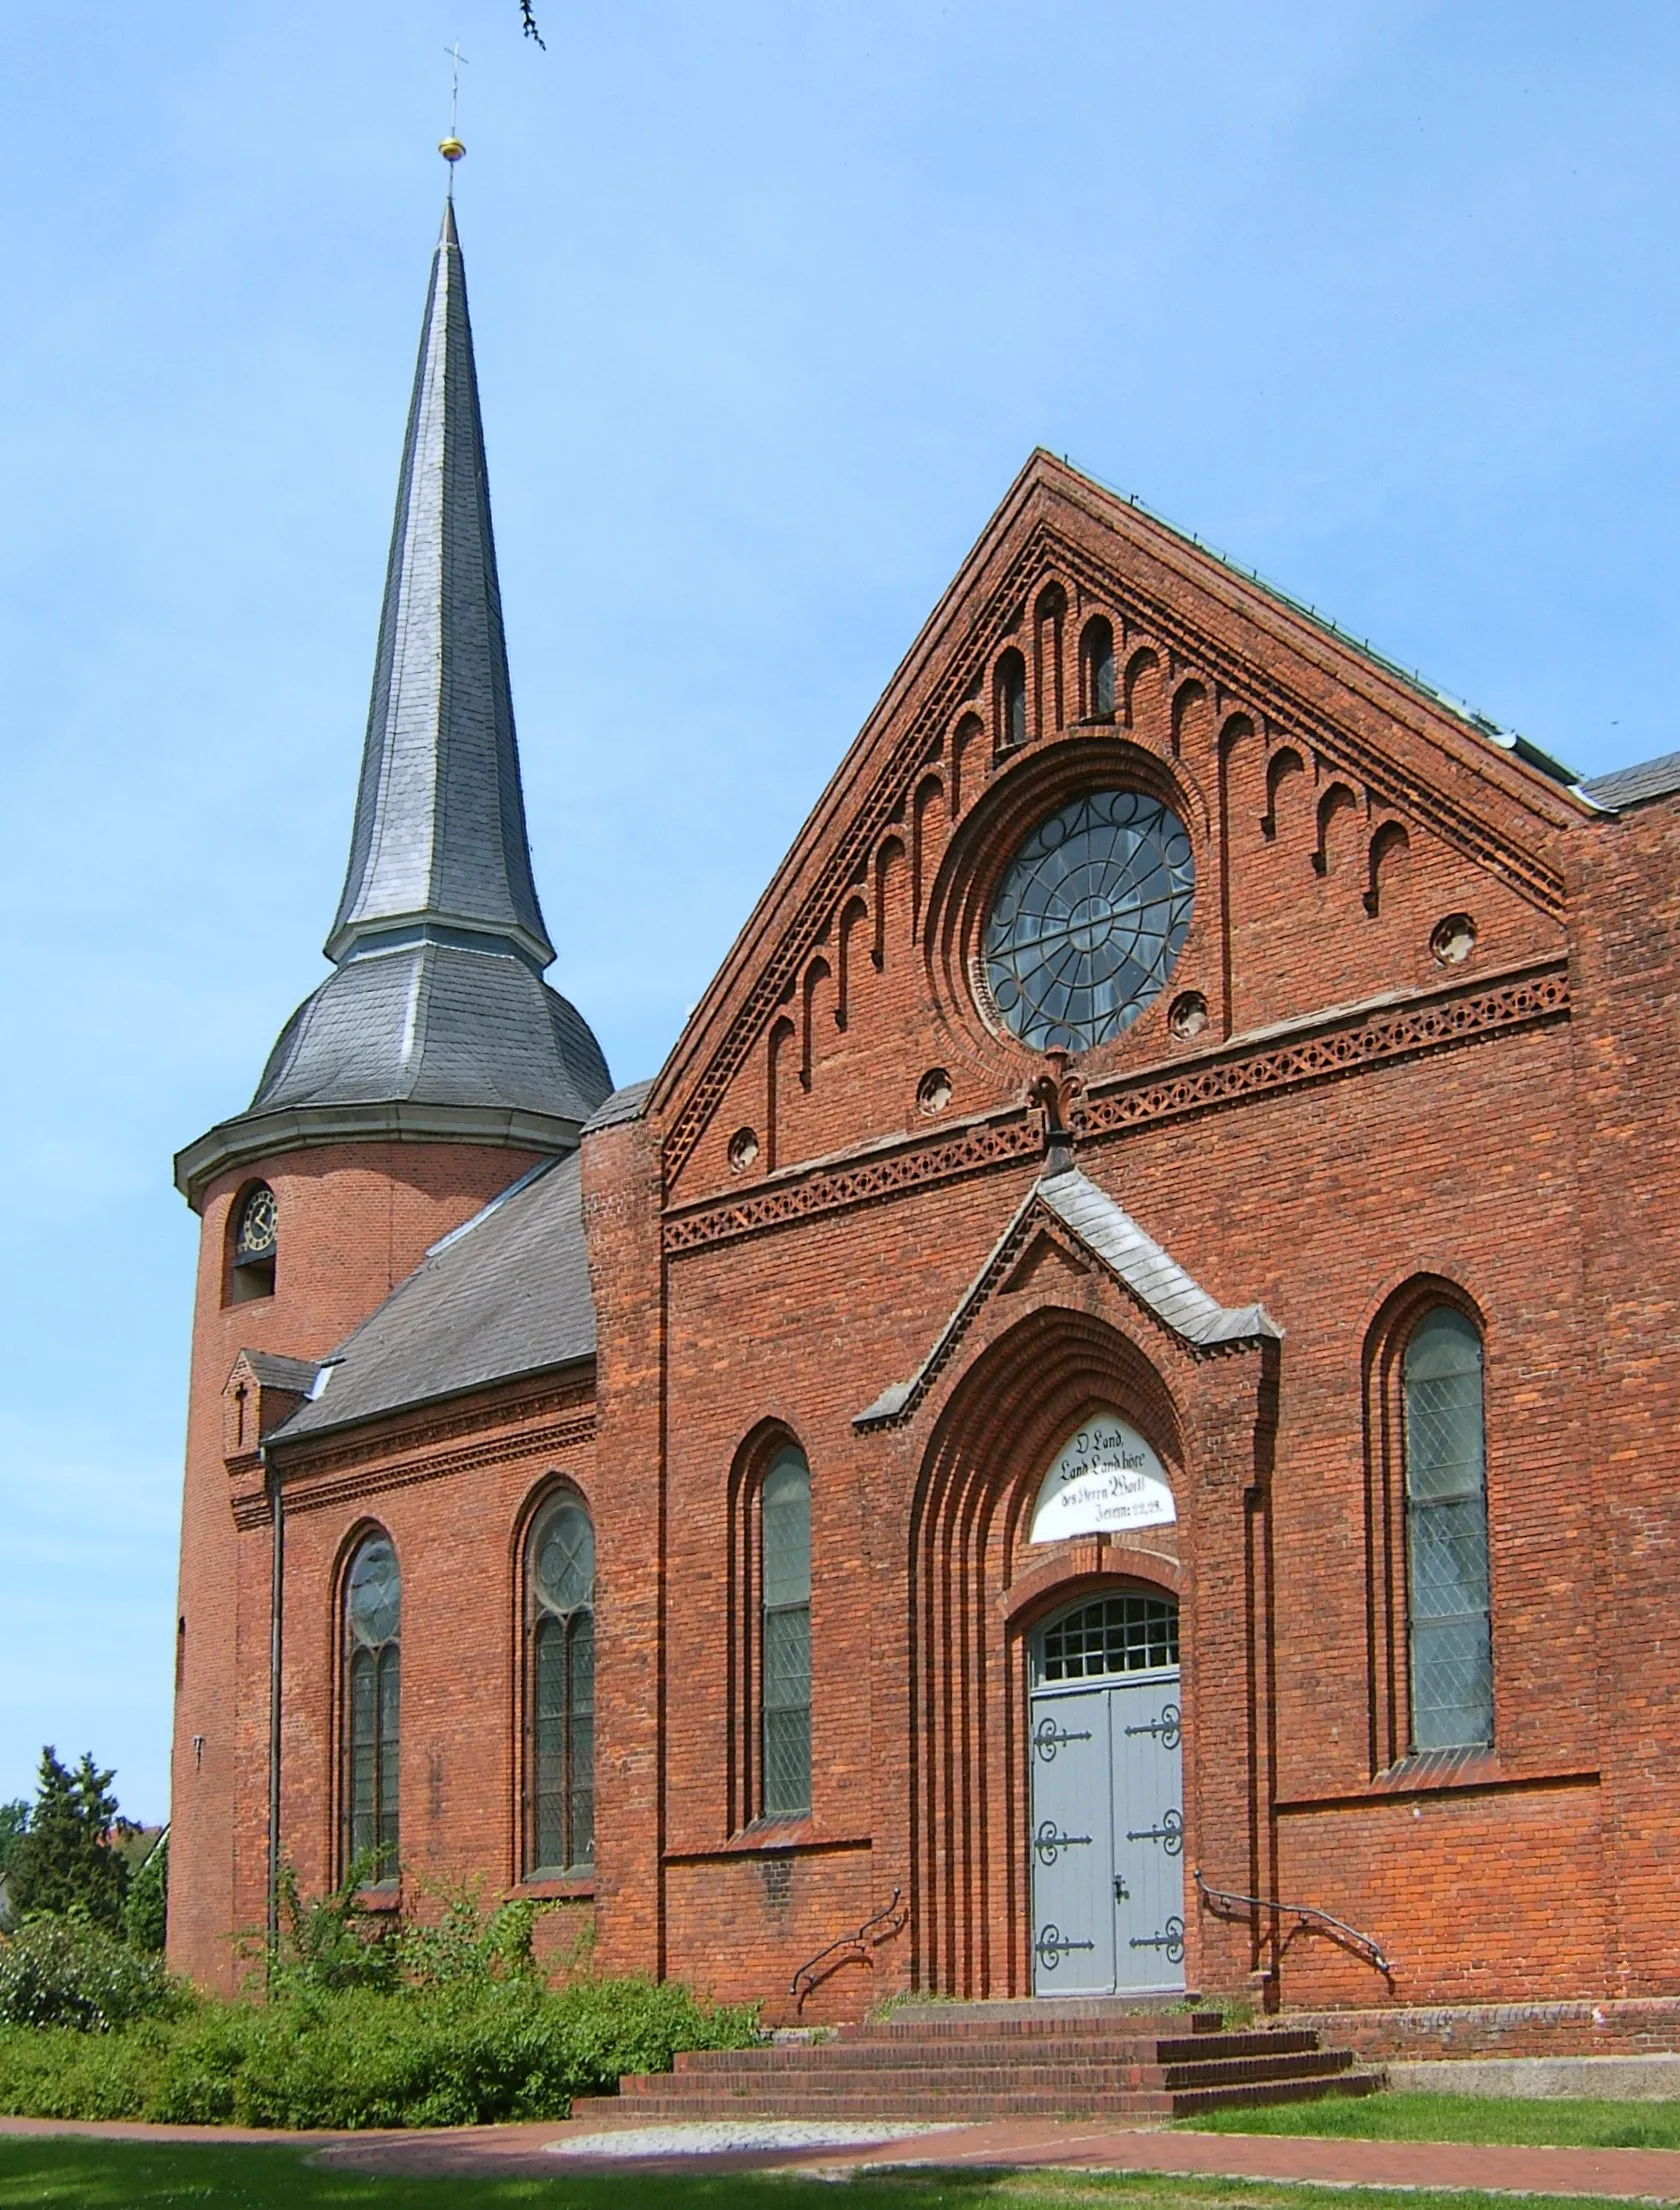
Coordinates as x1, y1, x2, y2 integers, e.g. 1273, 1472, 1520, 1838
1076, 962, 1568, 1143
275, 1380, 592, 1482
230, 1410, 596, 1530
663, 962, 1569, 1258
230, 1405, 596, 1530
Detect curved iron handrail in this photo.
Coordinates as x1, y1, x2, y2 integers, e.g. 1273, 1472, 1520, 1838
1194, 1866, 1396, 1979
790, 1887, 907, 2005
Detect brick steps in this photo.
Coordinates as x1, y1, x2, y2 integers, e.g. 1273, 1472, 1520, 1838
570, 2010, 1385, 2129
668, 2033, 1329, 2078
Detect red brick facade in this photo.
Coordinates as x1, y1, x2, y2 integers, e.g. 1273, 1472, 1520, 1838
171, 455, 1679, 2022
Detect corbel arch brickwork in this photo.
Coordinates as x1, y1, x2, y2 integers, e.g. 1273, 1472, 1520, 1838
655, 457, 1577, 1208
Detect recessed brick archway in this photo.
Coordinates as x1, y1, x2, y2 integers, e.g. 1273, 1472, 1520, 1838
906, 1304, 1189, 1998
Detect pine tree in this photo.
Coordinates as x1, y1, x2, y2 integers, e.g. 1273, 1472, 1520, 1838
0, 1800, 29, 1873
7, 1749, 129, 1931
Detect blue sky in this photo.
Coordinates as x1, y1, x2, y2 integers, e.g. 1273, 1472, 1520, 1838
4, 1, 1677, 1823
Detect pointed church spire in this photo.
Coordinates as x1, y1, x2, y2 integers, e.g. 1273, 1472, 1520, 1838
327, 201, 555, 971
174, 204, 612, 1209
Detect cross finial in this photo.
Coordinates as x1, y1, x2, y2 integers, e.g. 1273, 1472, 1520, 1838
439, 40, 469, 188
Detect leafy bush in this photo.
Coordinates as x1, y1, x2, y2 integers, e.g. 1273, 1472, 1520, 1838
395, 1884, 545, 1990
0, 2021, 166, 2120
0, 1868, 758, 2129
151, 1975, 757, 2129
262, 1860, 399, 1996
0, 1918, 184, 2034
122, 1836, 167, 1955
0, 1968, 756, 2128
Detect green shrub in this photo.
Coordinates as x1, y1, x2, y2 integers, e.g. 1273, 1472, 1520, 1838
0, 2021, 168, 2119
0, 1970, 759, 2130
395, 1884, 545, 1990
262, 1860, 399, 1996
0, 1918, 184, 2033
151, 1976, 758, 2130
122, 1837, 167, 1955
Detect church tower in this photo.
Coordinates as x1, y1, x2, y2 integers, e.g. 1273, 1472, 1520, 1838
169, 204, 610, 1986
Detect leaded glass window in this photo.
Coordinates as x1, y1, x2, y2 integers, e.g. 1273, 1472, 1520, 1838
344, 1534, 400, 1881
1404, 1308, 1492, 1750
761, 1448, 811, 1818
528, 1497, 595, 1875
984, 791, 1194, 1053
1036, 1592, 1178, 1683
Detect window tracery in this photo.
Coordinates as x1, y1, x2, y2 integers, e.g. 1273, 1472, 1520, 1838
526, 1494, 595, 1875
343, 1533, 400, 1882
983, 791, 1194, 1053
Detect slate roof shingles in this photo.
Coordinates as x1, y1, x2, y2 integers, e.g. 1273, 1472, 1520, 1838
273, 1153, 596, 1444
1581, 749, 1680, 811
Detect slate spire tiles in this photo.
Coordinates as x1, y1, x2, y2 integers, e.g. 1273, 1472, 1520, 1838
174, 204, 611, 1207
329, 200, 554, 971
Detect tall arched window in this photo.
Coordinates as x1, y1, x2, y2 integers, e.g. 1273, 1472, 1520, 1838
1081, 617, 1116, 719
996, 649, 1027, 751
527, 1495, 595, 1875
343, 1534, 400, 1881
761, 1447, 811, 1818
1404, 1308, 1492, 1750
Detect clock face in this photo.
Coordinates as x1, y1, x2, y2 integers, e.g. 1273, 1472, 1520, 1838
235, 1184, 277, 1263
983, 790, 1194, 1053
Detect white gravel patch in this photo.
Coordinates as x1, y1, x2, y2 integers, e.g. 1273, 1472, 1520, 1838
550, 2120, 959, 2158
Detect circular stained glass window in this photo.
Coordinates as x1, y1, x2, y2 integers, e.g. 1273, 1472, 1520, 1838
536, 1503, 595, 1614
984, 791, 1194, 1052
347, 1537, 400, 1649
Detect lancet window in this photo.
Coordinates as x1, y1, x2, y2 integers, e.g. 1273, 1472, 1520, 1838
526, 1494, 596, 1876
1403, 1307, 1493, 1749
760, 1447, 812, 1818
343, 1533, 400, 1882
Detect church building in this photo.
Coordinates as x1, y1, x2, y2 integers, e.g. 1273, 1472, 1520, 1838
169, 200, 1680, 2021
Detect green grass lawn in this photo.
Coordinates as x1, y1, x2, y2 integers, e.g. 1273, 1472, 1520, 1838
0, 2139, 1665, 2210
1184, 2090, 1680, 2149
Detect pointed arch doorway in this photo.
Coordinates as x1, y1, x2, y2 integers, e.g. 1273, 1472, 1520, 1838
1029, 1588, 1184, 1994
906, 1310, 1196, 2001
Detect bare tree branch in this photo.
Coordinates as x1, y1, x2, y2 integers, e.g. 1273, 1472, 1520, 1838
520, 0, 546, 48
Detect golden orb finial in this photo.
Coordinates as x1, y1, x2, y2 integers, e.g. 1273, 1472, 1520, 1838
439, 137, 466, 163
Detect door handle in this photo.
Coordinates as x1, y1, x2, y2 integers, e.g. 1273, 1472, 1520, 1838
1113, 1875, 1129, 1903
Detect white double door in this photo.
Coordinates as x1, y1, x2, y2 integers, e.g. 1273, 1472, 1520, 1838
1029, 1668, 1184, 1995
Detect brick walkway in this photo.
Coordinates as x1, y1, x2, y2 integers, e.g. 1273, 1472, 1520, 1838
12, 2112, 1680, 2196
300, 2118, 1680, 2192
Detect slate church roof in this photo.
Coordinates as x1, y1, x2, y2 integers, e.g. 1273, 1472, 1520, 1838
176, 205, 610, 1208
272, 1152, 596, 1443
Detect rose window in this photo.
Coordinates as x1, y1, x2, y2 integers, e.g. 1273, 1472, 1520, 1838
983, 791, 1194, 1052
